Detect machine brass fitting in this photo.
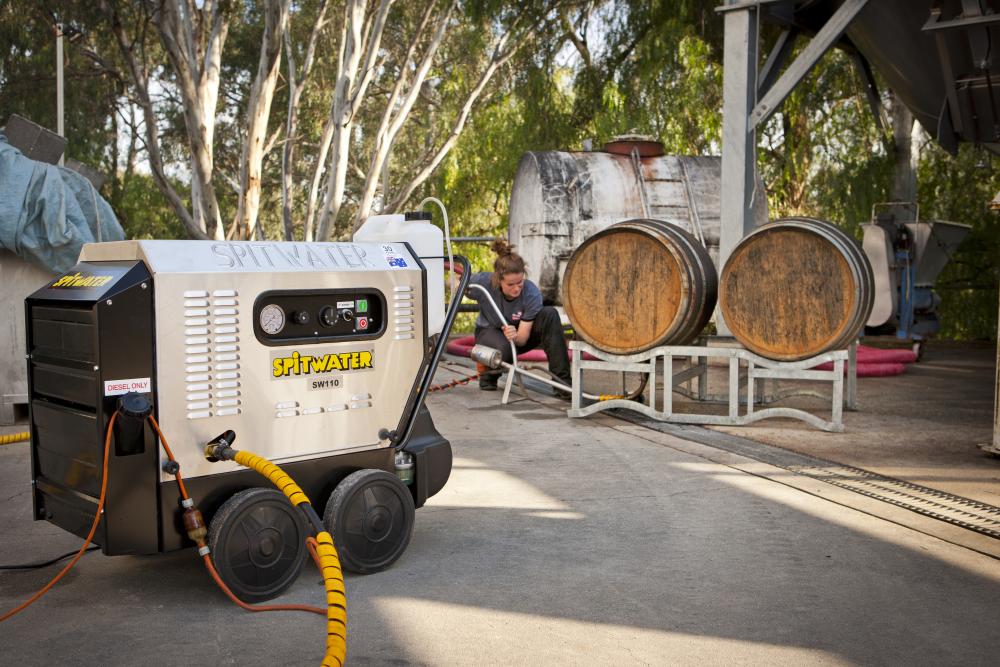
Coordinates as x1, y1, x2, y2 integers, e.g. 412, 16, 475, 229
203, 430, 237, 462
182, 507, 207, 545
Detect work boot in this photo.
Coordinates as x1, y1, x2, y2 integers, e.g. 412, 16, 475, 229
553, 376, 573, 401
479, 372, 499, 391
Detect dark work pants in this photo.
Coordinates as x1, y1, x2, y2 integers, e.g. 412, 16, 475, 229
474, 306, 571, 384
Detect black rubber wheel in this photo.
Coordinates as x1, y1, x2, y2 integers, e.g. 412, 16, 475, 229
323, 469, 415, 574
208, 487, 308, 602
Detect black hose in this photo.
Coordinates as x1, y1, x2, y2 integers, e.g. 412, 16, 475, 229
391, 255, 472, 450
0, 546, 100, 570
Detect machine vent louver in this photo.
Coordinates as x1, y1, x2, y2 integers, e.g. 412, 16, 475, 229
393, 285, 415, 340
183, 289, 242, 419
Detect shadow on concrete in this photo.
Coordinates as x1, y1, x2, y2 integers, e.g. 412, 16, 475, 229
2, 384, 999, 665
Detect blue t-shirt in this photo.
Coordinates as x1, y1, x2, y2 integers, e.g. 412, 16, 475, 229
468, 272, 543, 329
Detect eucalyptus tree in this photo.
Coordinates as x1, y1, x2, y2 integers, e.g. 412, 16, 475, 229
304, 0, 573, 241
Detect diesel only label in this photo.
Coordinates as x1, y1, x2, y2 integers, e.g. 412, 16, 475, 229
104, 377, 152, 396
271, 349, 374, 380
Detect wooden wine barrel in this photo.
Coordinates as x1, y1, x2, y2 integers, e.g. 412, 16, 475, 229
719, 217, 874, 361
561, 219, 717, 354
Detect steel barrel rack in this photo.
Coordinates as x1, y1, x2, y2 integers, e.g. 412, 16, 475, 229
568, 340, 858, 432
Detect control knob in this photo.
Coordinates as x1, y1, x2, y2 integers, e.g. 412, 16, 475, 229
319, 306, 338, 327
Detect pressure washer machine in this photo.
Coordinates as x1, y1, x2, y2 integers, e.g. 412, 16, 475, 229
24, 229, 468, 601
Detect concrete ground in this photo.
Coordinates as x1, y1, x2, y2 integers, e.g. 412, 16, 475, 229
2, 372, 1000, 666
672, 342, 998, 506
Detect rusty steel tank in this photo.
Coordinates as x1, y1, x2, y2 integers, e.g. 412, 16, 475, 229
507, 137, 768, 304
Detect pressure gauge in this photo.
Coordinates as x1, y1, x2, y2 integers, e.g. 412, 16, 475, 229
259, 304, 286, 335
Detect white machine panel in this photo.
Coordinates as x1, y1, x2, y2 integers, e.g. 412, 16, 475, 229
80, 240, 427, 481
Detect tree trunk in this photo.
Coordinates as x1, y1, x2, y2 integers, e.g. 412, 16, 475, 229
234, 0, 291, 240
279, 5, 331, 242
98, 0, 208, 240
890, 90, 918, 206
315, 0, 365, 242
316, 0, 394, 242
386, 29, 525, 213
281, 35, 299, 241
154, 0, 229, 239
305, 116, 337, 242
352, 0, 455, 230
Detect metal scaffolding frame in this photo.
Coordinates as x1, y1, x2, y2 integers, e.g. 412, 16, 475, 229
717, 0, 870, 333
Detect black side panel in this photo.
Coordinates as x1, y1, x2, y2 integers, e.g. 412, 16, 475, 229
32, 401, 102, 498
159, 447, 394, 552
27, 261, 161, 556
34, 478, 102, 540
96, 270, 160, 555
32, 363, 100, 409
30, 307, 98, 366
402, 406, 452, 508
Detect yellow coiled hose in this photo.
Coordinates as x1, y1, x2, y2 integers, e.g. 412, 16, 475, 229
232, 451, 311, 505
314, 532, 348, 666
228, 449, 347, 667
0, 432, 30, 445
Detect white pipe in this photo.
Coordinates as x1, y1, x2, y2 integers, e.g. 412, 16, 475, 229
56, 24, 64, 166
496, 360, 607, 401
467, 283, 519, 404
419, 197, 456, 308
468, 285, 623, 402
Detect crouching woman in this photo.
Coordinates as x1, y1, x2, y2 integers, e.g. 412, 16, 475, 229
465, 240, 571, 393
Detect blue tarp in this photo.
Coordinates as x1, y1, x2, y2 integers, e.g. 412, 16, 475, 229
0, 133, 124, 273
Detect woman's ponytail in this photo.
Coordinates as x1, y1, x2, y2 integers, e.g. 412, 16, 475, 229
490, 239, 526, 288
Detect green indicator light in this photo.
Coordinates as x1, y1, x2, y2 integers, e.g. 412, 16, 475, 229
356, 298, 368, 313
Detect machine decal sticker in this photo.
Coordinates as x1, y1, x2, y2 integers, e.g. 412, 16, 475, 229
271, 349, 374, 379
380, 244, 408, 269
211, 242, 378, 270
51, 272, 115, 288
104, 377, 152, 396
308, 376, 344, 391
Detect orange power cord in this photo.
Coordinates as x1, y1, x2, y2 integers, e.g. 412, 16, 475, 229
1, 411, 328, 623
428, 369, 481, 393
0, 412, 119, 623
147, 415, 326, 617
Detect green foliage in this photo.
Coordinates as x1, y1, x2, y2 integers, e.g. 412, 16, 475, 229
918, 143, 1000, 340
111, 174, 189, 240
3, 0, 996, 339
432, 1, 997, 340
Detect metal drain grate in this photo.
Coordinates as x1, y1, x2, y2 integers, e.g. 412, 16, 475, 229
794, 462, 1000, 539
618, 413, 1000, 541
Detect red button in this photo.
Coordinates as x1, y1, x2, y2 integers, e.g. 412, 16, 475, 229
357, 316, 369, 330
